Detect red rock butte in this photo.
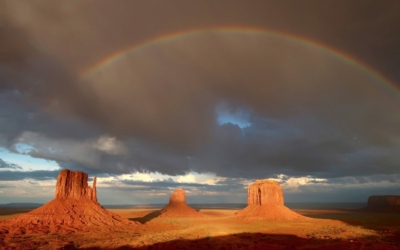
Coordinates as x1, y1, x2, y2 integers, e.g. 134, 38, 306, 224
236, 179, 303, 220
55, 169, 97, 201
158, 188, 203, 218
364, 195, 400, 212
0, 169, 136, 234
169, 188, 186, 204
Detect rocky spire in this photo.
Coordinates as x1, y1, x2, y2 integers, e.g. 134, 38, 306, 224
169, 188, 186, 204
55, 169, 97, 202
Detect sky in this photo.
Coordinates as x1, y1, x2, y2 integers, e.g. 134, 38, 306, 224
0, 0, 399, 205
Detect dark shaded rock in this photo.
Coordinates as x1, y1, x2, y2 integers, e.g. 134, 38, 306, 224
365, 196, 400, 211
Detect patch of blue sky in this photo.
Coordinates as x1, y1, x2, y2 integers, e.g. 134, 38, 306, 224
14, 143, 34, 154
0, 147, 60, 171
215, 104, 252, 129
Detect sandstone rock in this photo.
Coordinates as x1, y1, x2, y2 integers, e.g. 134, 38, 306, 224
365, 196, 400, 211
236, 179, 303, 220
55, 169, 97, 202
158, 188, 203, 218
0, 169, 137, 234
169, 188, 186, 204
247, 179, 284, 206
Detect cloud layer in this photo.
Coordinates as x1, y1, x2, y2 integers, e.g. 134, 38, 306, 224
0, 1, 399, 203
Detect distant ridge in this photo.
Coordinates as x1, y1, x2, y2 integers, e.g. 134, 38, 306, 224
0, 203, 43, 208
362, 196, 400, 212
286, 202, 367, 210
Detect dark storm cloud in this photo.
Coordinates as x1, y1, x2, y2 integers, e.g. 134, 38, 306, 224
192, 118, 400, 179
57, 162, 116, 177
0, 90, 103, 149
0, 0, 399, 183
22, 134, 190, 176
0, 159, 22, 169
0, 5, 32, 89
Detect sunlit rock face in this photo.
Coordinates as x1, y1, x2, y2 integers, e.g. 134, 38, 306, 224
55, 169, 97, 202
247, 180, 284, 206
236, 179, 303, 221
169, 188, 186, 204
366, 196, 400, 211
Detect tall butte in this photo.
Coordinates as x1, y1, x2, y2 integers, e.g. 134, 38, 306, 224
0, 170, 137, 234
55, 169, 98, 201
158, 188, 203, 218
235, 179, 303, 220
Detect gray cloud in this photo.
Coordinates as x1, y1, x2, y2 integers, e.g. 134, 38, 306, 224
0, 158, 22, 170
0, 170, 59, 181
0, 184, 15, 188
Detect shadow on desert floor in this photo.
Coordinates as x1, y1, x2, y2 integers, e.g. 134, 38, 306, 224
297, 209, 400, 232
81, 232, 399, 250
128, 208, 202, 224
128, 210, 161, 224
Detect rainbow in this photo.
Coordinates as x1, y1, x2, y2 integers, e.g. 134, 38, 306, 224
81, 26, 399, 94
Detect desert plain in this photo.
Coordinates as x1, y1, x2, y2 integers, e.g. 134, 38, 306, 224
0, 170, 399, 250
1, 206, 400, 249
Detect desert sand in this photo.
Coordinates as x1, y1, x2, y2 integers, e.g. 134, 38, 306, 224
1, 207, 400, 249
0, 172, 399, 249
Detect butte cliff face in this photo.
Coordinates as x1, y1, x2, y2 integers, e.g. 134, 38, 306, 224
169, 188, 186, 204
364, 196, 400, 212
247, 180, 284, 206
55, 170, 97, 201
0, 169, 136, 234
236, 179, 303, 220
158, 188, 203, 218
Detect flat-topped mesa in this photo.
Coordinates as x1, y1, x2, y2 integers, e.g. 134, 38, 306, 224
366, 196, 400, 211
169, 188, 186, 204
236, 179, 303, 220
248, 179, 284, 206
55, 169, 97, 202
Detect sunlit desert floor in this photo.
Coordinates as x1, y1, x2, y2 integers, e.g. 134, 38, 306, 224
1, 207, 400, 249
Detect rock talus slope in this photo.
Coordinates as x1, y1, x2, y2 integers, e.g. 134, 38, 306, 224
158, 188, 203, 218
